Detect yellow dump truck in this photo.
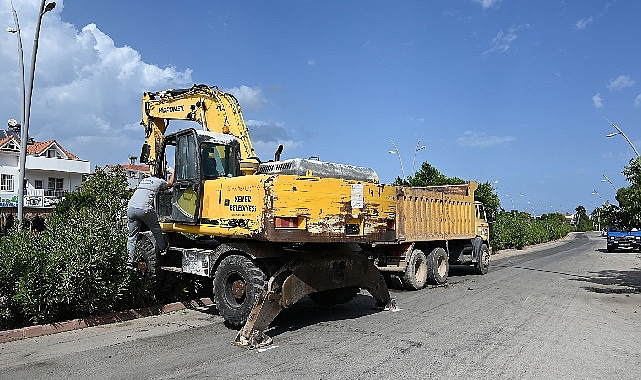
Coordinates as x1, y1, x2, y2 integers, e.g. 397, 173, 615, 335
136, 84, 490, 348
373, 183, 490, 290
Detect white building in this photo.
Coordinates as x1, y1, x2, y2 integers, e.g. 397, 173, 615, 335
0, 135, 91, 209
107, 156, 150, 189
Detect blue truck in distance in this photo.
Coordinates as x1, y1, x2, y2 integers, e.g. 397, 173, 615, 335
606, 225, 641, 252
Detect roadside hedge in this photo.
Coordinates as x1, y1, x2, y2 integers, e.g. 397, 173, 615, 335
0, 167, 155, 330
491, 211, 574, 251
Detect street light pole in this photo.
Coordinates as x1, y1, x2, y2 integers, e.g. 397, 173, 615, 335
411, 139, 426, 176
505, 193, 514, 210
388, 139, 406, 181
601, 174, 617, 191
591, 190, 603, 231
7, 1, 25, 146
12, 0, 56, 227
604, 117, 640, 158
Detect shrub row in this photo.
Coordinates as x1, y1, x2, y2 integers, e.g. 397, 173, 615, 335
490, 211, 574, 251
0, 168, 156, 330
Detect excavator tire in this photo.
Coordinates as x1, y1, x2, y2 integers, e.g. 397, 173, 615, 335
213, 254, 268, 327
308, 287, 359, 307
135, 231, 157, 276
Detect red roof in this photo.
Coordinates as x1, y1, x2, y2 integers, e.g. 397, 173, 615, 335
121, 163, 150, 172
0, 136, 81, 160
26, 140, 79, 160
0, 136, 14, 147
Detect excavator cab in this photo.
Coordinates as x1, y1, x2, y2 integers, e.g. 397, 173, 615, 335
157, 128, 242, 224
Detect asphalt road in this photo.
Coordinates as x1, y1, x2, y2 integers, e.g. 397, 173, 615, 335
1, 232, 640, 380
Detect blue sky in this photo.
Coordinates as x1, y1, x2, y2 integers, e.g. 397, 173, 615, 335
1, 0, 640, 215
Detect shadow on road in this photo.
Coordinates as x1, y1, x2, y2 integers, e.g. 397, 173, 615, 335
266, 294, 381, 339
571, 267, 641, 294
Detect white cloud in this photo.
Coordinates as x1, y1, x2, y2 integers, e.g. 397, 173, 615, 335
607, 75, 635, 91
0, 0, 192, 167
307, 59, 316, 66
225, 85, 267, 110
472, 0, 501, 9
246, 119, 289, 144
456, 131, 514, 148
245, 119, 301, 160
634, 94, 641, 108
484, 24, 530, 55
575, 17, 593, 30
592, 93, 604, 108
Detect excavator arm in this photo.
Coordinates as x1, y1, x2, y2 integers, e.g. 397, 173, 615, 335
140, 84, 259, 174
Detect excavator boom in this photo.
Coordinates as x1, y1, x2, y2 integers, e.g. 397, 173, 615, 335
140, 84, 258, 172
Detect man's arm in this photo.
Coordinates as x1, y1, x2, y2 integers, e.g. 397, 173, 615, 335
166, 171, 176, 189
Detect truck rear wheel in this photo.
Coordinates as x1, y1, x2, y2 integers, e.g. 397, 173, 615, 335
402, 249, 428, 290
213, 255, 268, 327
426, 247, 449, 285
474, 244, 490, 275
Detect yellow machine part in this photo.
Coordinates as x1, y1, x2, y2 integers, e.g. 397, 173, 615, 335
161, 174, 398, 242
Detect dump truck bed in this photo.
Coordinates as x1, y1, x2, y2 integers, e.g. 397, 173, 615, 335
395, 183, 478, 242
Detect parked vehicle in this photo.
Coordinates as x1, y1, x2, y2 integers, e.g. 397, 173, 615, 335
606, 225, 641, 252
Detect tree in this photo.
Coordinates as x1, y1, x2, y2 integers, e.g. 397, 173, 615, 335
574, 205, 593, 232
601, 157, 641, 230
406, 162, 465, 187
393, 161, 500, 219
475, 181, 501, 221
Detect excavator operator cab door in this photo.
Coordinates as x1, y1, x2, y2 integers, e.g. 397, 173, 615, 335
159, 128, 242, 225
166, 129, 202, 224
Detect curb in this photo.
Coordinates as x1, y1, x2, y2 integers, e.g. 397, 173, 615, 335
0, 297, 215, 344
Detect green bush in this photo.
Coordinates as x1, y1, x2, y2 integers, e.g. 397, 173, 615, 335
0, 167, 156, 330
490, 211, 573, 251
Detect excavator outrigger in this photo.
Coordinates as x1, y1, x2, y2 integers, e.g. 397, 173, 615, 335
137, 84, 396, 348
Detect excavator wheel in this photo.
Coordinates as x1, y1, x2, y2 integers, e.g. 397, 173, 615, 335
213, 255, 268, 327
135, 231, 157, 276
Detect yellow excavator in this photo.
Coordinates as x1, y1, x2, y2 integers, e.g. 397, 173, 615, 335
138, 84, 491, 348
138, 84, 396, 348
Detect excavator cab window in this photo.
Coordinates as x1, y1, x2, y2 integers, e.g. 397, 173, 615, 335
200, 142, 239, 179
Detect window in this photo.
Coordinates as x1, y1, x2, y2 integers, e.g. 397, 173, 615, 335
34, 180, 43, 189
200, 142, 239, 179
46, 148, 61, 158
1, 174, 14, 192
47, 177, 64, 196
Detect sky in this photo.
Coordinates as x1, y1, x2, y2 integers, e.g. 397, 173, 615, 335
1, 0, 640, 216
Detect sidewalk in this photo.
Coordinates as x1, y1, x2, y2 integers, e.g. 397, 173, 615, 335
0, 298, 215, 344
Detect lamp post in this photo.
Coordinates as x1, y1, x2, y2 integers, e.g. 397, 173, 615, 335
411, 139, 426, 176
7, 2, 25, 157
601, 174, 618, 191
505, 193, 514, 210
388, 139, 406, 180
8, 0, 56, 227
604, 117, 639, 158
591, 190, 603, 230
